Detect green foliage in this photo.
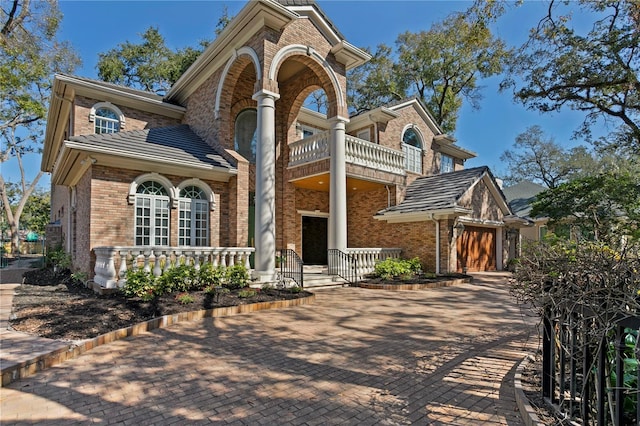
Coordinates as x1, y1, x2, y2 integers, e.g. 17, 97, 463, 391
198, 263, 226, 287
120, 269, 157, 301
287, 285, 302, 294
374, 257, 422, 280
531, 170, 640, 242
503, 0, 640, 150
155, 264, 198, 293
70, 271, 88, 284
46, 246, 71, 270
175, 292, 195, 305
1, 0, 80, 254
237, 288, 257, 298
224, 264, 249, 289
348, 4, 510, 132
96, 26, 208, 95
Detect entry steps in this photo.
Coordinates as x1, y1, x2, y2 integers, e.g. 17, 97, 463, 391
302, 265, 348, 289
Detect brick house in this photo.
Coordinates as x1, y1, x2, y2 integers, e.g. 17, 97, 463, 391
42, 0, 517, 288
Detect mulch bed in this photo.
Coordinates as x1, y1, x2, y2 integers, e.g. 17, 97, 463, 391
9, 268, 311, 341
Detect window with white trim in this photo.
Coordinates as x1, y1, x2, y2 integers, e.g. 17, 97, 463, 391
94, 107, 121, 134
135, 181, 170, 246
402, 127, 423, 174
357, 129, 370, 142
178, 186, 209, 246
440, 154, 454, 173
234, 109, 257, 163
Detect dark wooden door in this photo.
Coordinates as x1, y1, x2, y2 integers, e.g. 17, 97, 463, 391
457, 226, 496, 272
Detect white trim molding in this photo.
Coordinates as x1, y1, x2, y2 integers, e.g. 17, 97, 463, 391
177, 178, 217, 211
89, 101, 126, 129
128, 173, 177, 207
214, 46, 262, 119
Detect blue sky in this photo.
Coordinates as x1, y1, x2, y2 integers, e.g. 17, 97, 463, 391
10, 0, 607, 189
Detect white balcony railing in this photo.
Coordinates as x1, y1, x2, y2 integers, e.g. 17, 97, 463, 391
288, 131, 405, 176
288, 132, 330, 167
346, 247, 402, 279
93, 246, 255, 289
345, 135, 405, 175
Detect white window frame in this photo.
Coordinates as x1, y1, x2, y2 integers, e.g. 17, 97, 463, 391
89, 102, 125, 134
401, 125, 423, 174
357, 129, 370, 142
134, 181, 170, 246
440, 154, 454, 173
178, 186, 209, 247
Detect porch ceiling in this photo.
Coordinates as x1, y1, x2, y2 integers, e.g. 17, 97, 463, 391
290, 174, 386, 192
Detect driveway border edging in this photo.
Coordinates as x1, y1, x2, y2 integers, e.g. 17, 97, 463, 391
514, 354, 544, 426
1, 293, 315, 387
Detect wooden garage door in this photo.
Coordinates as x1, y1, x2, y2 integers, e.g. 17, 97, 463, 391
457, 226, 496, 272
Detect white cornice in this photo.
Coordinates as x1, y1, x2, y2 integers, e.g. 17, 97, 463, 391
374, 207, 472, 223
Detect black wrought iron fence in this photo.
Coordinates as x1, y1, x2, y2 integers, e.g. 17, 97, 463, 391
328, 249, 357, 284
542, 308, 640, 425
277, 249, 303, 288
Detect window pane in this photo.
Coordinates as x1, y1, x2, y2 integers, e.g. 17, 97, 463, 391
234, 109, 257, 163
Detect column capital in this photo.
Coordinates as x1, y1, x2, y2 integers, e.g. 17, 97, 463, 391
252, 89, 280, 102
328, 115, 350, 126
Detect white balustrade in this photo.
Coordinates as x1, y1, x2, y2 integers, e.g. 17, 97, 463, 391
345, 248, 402, 279
288, 132, 330, 167
93, 246, 256, 289
288, 132, 405, 176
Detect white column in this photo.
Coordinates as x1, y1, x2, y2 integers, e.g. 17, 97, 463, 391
252, 90, 279, 281
328, 116, 349, 251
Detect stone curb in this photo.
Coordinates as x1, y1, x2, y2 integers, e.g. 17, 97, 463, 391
356, 276, 472, 290
1, 293, 316, 387
514, 354, 544, 426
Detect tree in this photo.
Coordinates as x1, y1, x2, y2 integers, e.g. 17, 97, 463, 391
97, 27, 208, 96
347, 44, 402, 115
500, 125, 598, 188
347, 4, 510, 132
1, 0, 80, 254
531, 169, 640, 242
503, 0, 640, 150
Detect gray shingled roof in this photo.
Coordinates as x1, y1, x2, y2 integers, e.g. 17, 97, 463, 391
68, 125, 234, 170
377, 166, 493, 215
503, 181, 547, 218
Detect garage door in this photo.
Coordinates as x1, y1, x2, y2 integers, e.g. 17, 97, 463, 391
456, 226, 496, 272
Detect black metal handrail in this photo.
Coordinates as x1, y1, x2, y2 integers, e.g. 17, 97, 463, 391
328, 249, 357, 284
277, 249, 303, 288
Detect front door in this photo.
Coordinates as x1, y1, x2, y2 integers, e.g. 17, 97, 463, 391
302, 216, 328, 265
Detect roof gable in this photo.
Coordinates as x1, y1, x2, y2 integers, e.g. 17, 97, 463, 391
375, 166, 511, 222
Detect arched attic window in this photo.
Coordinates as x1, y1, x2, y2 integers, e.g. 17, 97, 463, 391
89, 102, 125, 134
234, 109, 257, 164
402, 126, 423, 174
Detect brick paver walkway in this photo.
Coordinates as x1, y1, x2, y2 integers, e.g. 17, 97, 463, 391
1, 272, 538, 425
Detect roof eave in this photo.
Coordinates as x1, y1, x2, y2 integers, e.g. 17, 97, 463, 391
167, 0, 297, 104
374, 207, 472, 223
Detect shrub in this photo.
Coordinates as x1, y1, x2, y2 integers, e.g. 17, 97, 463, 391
175, 292, 195, 304
237, 288, 257, 298
199, 263, 226, 287
374, 257, 422, 280
156, 264, 198, 293
120, 269, 157, 301
47, 246, 72, 271
225, 264, 250, 289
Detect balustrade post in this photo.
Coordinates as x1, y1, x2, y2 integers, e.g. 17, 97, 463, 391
117, 249, 129, 286
152, 250, 162, 277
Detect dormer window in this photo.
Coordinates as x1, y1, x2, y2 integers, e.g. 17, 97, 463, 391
441, 154, 454, 173
89, 102, 125, 134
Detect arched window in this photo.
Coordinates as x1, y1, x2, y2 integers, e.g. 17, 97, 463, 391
178, 185, 209, 246
90, 102, 124, 134
234, 109, 257, 163
402, 127, 423, 174
135, 181, 170, 246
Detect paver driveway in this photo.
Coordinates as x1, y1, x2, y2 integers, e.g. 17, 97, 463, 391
1, 273, 538, 425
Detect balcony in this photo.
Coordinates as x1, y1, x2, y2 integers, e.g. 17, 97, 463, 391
288, 131, 405, 176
